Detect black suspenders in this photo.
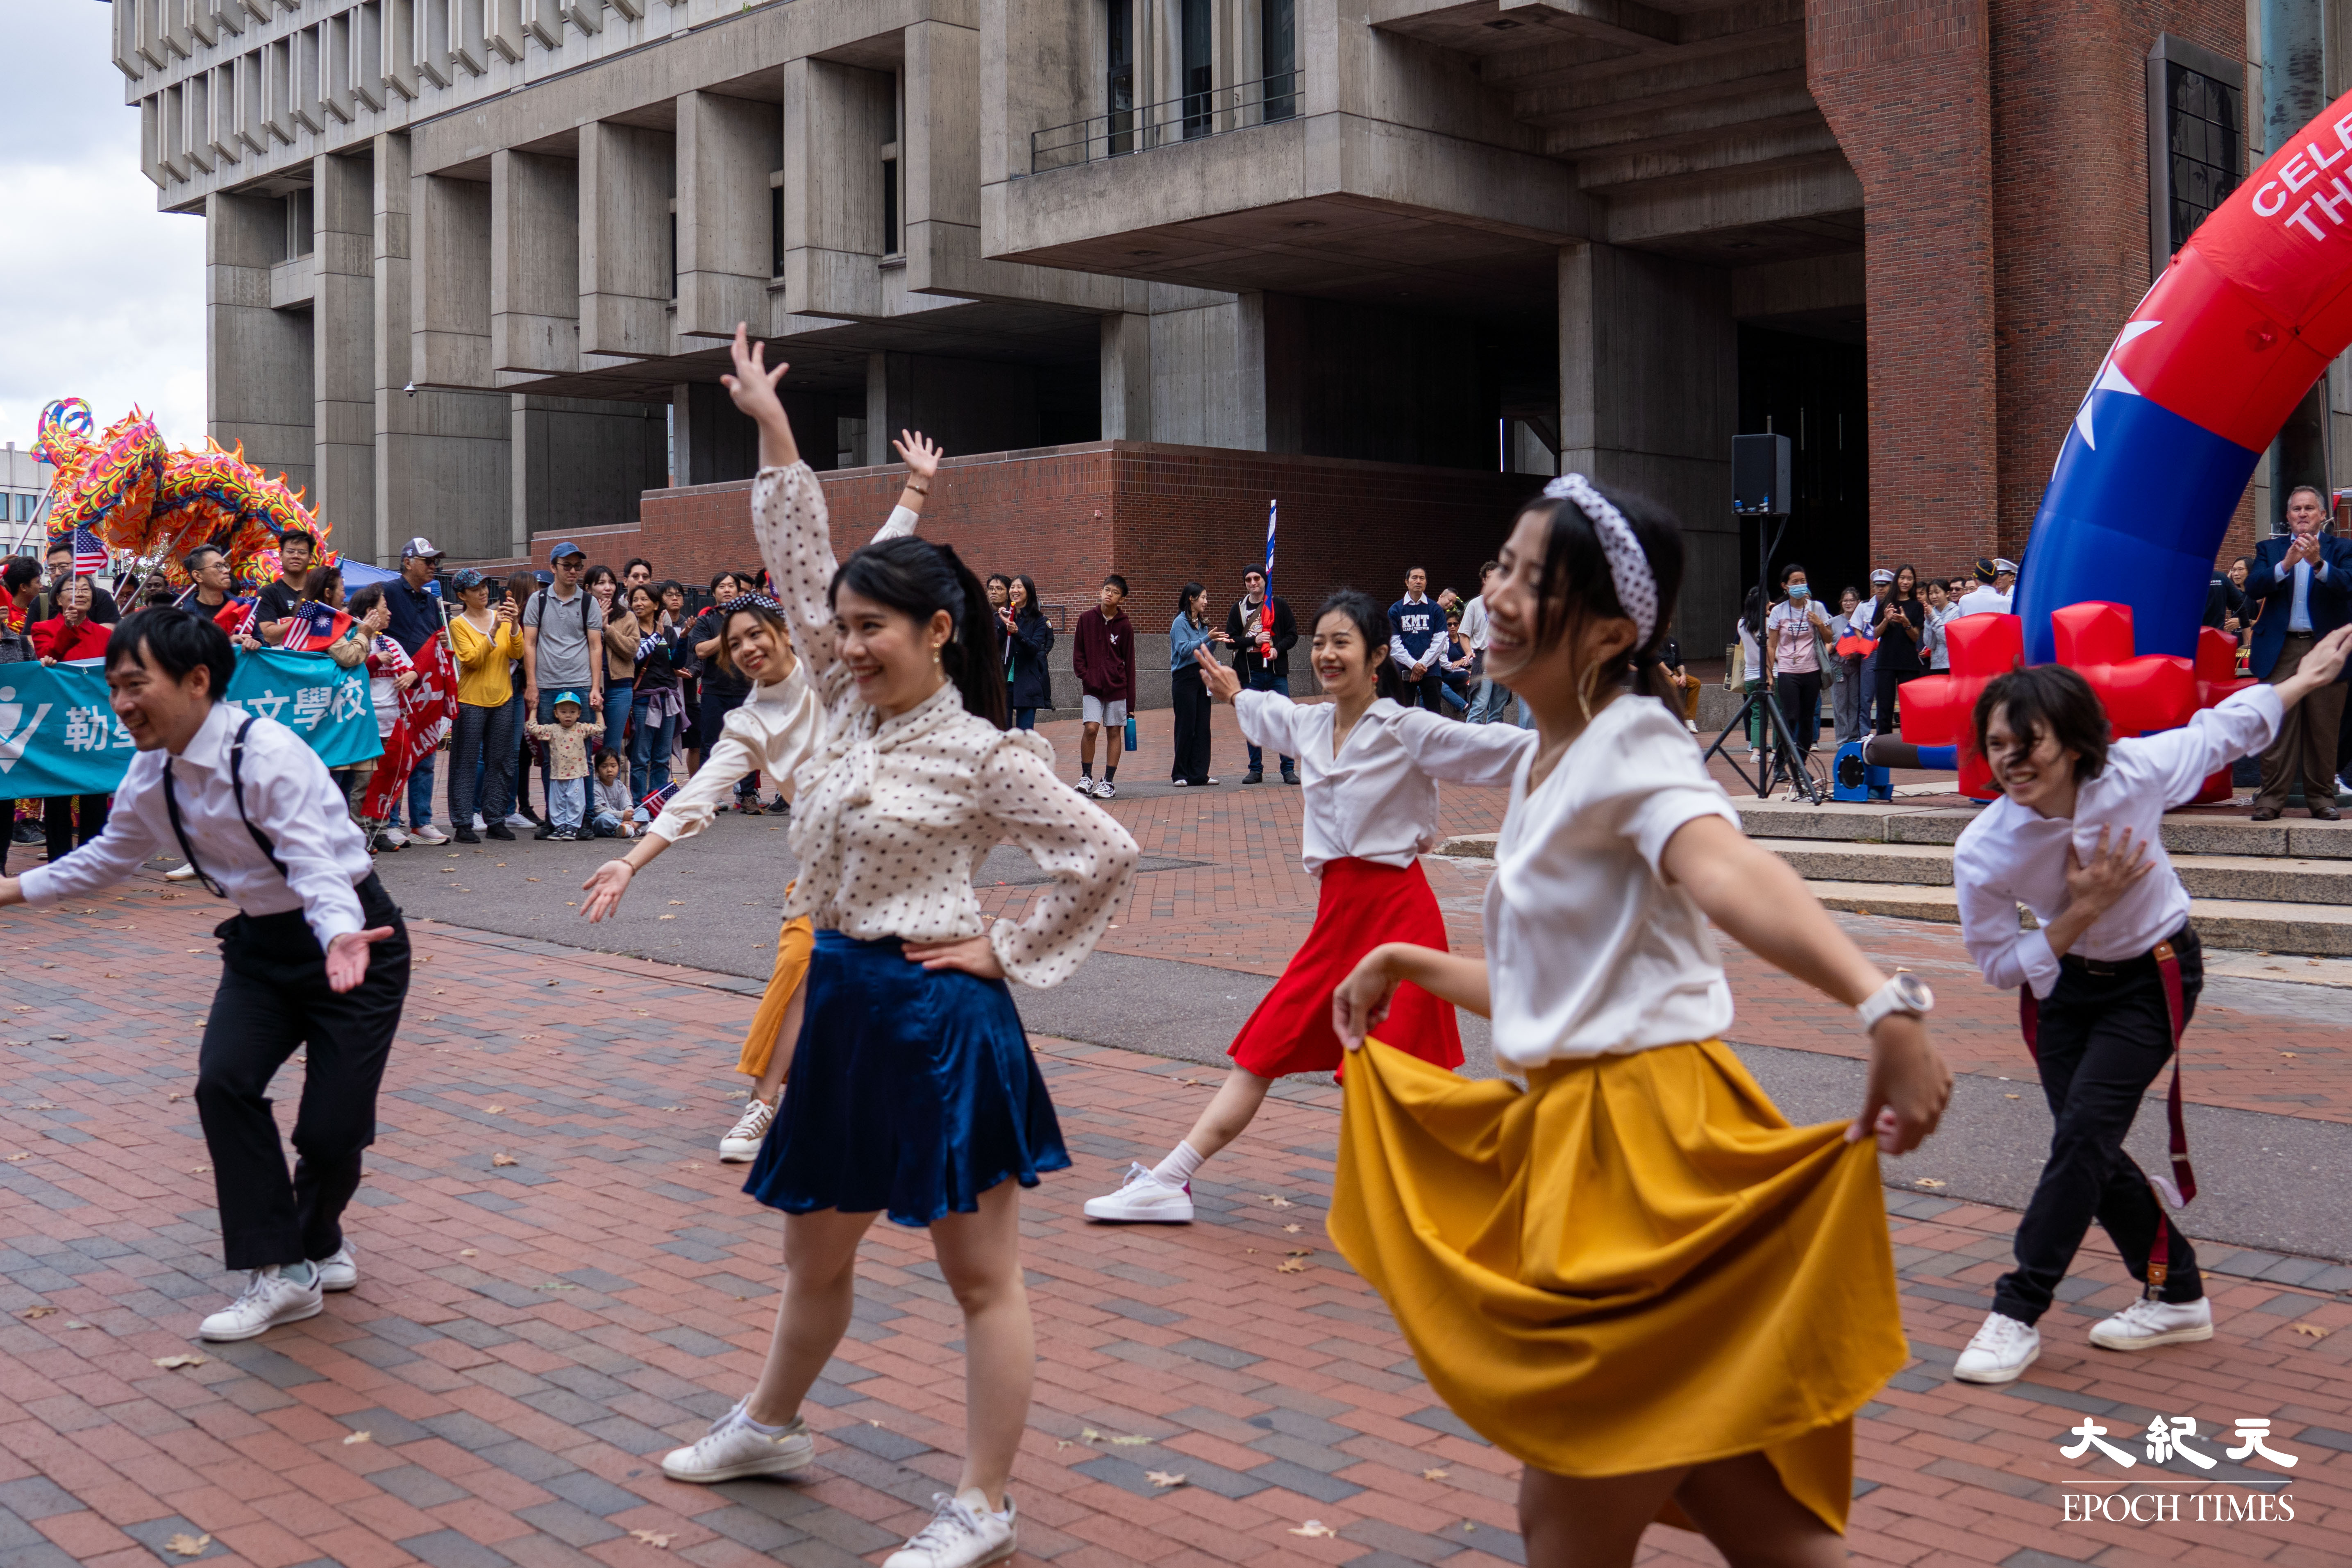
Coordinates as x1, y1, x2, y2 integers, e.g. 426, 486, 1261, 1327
160, 715, 291, 899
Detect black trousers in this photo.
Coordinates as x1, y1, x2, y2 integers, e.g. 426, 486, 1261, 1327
1872, 667, 1914, 735
1171, 665, 1214, 784
1774, 670, 1823, 752
1395, 674, 1444, 713
195, 874, 411, 1270
44, 794, 109, 861
1992, 925, 2204, 1324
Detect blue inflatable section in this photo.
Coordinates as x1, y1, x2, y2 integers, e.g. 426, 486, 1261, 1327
2013, 389, 2259, 665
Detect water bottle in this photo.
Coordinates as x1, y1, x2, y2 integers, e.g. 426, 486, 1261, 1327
1124, 713, 1138, 752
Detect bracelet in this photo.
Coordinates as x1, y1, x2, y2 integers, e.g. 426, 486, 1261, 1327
907, 483, 929, 496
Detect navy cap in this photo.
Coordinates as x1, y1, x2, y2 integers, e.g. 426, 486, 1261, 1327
547, 540, 586, 565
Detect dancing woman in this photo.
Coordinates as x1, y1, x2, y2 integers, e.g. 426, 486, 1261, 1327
1328, 475, 1951, 1568
658, 326, 1138, 1568
1086, 587, 1531, 1223
1947, 633, 2352, 1382
580, 430, 947, 1163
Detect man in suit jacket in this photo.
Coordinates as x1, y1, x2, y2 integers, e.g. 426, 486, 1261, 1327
2244, 484, 2352, 819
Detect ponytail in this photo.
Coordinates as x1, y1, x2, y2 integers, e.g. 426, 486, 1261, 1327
831, 535, 1009, 729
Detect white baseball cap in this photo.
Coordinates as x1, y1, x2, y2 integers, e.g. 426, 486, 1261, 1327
401, 536, 445, 560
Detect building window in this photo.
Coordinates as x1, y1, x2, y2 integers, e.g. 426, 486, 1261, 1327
2164, 62, 2239, 251
771, 184, 784, 277
288, 187, 314, 256
881, 153, 899, 255
1107, 0, 1133, 156
1181, 0, 1211, 139
1263, 0, 1295, 122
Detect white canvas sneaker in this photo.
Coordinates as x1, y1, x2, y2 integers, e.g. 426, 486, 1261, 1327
313, 1245, 358, 1293
199, 1265, 325, 1342
1952, 1311, 2041, 1384
164, 864, 200, 883
2089, 1296, 2213, 1352
884, 1493, 1016, 1568
1083, 1162, 1194, 1223
377, 826, 410, 849
504, 810, 535, 828
658, 1401, 814, 1483
718, 1098, 775, 1163
469, 813, 487, 831
409, 824, 450, 845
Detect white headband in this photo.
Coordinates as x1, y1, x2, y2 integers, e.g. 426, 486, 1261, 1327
1542, 474, 1658, 647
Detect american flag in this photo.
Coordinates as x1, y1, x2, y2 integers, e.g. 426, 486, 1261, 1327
279, 601, 355, 653
638, 780, 680, 819
68, 528, 107, 579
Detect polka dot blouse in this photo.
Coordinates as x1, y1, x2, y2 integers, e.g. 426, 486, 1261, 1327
752, 462, 1140, 989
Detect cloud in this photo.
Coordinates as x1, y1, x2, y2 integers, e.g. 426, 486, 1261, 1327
0, 3, 207, 455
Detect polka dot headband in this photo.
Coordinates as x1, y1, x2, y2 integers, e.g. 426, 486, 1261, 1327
716, 592, 786, 619
1542, 473, 1658, 648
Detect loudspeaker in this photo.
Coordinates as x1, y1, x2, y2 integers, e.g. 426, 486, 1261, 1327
1831, 739, 1891, 803
1732, 433, 1792, 516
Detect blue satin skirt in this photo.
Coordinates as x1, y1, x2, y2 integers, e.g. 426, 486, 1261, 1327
745, 930, 1070, 1227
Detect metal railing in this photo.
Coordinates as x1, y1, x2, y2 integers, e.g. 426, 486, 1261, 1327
1030, 70, 1301, 173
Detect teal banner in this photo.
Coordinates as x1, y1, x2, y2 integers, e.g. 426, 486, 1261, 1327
0, 651, 379, 799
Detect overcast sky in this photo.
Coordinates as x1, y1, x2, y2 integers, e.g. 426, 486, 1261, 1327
1, 2, 208, 458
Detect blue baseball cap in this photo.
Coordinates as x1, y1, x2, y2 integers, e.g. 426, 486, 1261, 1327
450, 567, 486, 591
547, 540, 586, 565
552, 690, 584, 710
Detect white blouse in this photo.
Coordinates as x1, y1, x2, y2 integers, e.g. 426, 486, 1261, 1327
646, 666, 823, 846
1233, 691, 1534, 874
751, 461, 1138, 988
1952, 685, 2280, 998
1486, 693, 1741, 1066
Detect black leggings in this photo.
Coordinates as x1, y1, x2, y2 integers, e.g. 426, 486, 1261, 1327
1171, 665, 1213, 784
1873, 667, 1914, 735
1773, 670, 1822, 752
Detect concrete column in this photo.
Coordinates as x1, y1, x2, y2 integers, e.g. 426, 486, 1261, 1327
781, 55, 894, 321
208, 189, 314, 503
411, 172, 493, 388
1147, 290, 1266, 450
1101, 311, 1151, 440
313, 150, 376, 547
1557, 242, 1736, 644
865, 352, 891, 465
377, 134, 511, 563
490, 147, 580, 376
676, 88, 781, 341
579, 120, 674, 362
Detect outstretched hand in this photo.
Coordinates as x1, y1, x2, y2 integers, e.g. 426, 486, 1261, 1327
893, 430, 944, 481
1195, 645, 1243, 702
325, 927, 396, 994
580, 860, 635, 923
720, 322, 790, 427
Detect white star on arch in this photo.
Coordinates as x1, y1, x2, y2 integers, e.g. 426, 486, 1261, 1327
2072, 319, 2164, 450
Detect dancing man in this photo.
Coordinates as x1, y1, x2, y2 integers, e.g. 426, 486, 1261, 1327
1085, 587, 1530, 1223
1327, 475, 1950, 1568
1948, 628, 2352, 1382
0, 608, 408, 1341
581, 430, 945, 1162
655, 326, 1137, 1568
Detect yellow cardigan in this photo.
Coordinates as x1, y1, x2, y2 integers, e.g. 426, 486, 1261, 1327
448, 613, 524, 708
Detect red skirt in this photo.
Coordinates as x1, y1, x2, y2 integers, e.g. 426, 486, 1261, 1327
1229, 857, 1464, 1079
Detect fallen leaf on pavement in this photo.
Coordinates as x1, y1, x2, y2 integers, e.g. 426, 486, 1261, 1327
1286, 1248, 1311, 1257
1422, 1468, 1449, 1481
628, 1530, 672, 1548
1912, 1178, 1946, 1189
1108, 1434, 1149, 1445
23, 1103, 54, 1110
1081, 1427, 1101, 1442
493, 1153, 518, 1167
189, 1166, 210, 1174
61, 1321, 89, 1330
343, 1430, 373, 1444
1146, 1471, 1187, 1488
1289, 1520, 1337, 1539
1277, 1259, 1307, 1273
163, 1532, 211, 1557
18, 1307, 54, 1318
1263, 1195, 1293, 1208
460, 1248, 478, 1257
1282, 1223, 1302, 1233
539, 1282, 578, 1291
2003, 1093, 2020, 1099
3, 1154, 28, 1162
485, 1105, 504, 1114
2293, 1323, 2330, 1339
152, 1353, 208, 1369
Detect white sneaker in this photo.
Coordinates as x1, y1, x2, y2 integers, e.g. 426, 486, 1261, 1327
1072, 777, 1093, 795
1171, 778, 1188, 787
470, 813, 486, 831
1952, 1311, 2041, 1384
313, 1245, 358, 1293
658, 1400, 814, 1483
1094, 778, 1117, 799
165, 863, 200, 883
378, 826, 410, 849
885, 1493, 1016, 1568
719, 1098, 775, 1163
2089, 1296, 2213, 1352
409, 824, 449, 845
199, 1265, 325, 1342
1083, 1162, 1194, 1223
504, 810, 534, 828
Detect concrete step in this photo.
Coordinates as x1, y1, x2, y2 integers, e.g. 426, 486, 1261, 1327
1800, 880, 2352, 957
1732, 796, 2352, 858
1751, 838, 2352, 906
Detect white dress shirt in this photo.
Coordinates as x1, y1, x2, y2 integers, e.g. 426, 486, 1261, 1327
2287, 551, 2332, 632
23, 700, 374, 950
1952, 585, 2011, 617
1952, 685, 2281, 998
1232, 692, 1533, 874
1485, 694, 1741, 1066
647, 667, 822, 845
753, 462, 1139, 988
1458, 595, 1491, 655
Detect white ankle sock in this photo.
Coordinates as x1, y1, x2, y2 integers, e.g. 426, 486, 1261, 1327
1152, 1141, 1205, 1188
278, 1260, 317, 1287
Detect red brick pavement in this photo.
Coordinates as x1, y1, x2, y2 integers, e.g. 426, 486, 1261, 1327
0, 883, 2345, 1568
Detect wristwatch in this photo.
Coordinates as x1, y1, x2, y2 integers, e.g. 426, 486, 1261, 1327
1857, 971, 1934, 1031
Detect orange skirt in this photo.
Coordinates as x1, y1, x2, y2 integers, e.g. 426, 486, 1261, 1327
736, 913, 815, 1079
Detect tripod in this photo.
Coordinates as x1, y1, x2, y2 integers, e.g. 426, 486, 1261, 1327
1701, 514, 1828, 804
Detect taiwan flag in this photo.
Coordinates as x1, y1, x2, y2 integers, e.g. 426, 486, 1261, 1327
279, 601, 355, 653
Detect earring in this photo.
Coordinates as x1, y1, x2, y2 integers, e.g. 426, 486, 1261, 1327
1575, 659, 1598, 723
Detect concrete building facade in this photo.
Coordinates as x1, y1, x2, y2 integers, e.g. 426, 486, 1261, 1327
115, 0, 2325, 649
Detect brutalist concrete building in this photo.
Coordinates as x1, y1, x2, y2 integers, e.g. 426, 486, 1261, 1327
115, 0, 2283, 645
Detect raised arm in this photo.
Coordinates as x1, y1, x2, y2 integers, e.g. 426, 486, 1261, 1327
884, 431, 942, 537
725, 323, 852, 695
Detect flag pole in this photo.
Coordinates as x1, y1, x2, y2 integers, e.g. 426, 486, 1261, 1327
1258, 499, 1277, 665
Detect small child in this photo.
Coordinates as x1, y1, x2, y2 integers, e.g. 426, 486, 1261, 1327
590, 749, 634, 839
524, 692, 604, 840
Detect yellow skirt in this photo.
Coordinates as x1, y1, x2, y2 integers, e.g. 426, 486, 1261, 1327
736, 913, 815, 1080
1330, 1037, 1906, 1535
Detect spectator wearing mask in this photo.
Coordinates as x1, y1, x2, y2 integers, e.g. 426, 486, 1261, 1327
1764, 563, 1831, 754
1169, 582, 1230, 786
1072, 574, 1137, 797
445, 569, 524, 844
1006, 575, 1053, 730
381, 539, 448, 845
1225, 567, 1299, 783
1387, 566, 1444, 713
522, 543, 605, 838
